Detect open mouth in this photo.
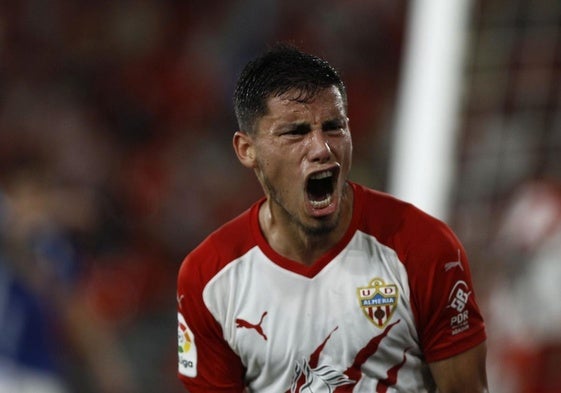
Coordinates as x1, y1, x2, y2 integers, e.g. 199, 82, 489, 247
306, 168, 338, 209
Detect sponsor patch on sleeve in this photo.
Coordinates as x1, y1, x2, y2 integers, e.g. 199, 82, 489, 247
178, 311, 197, 377
447, 280, 472, 335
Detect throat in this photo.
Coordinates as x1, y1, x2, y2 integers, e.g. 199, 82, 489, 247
258, 200, 346, 266
258, 184, 354, 266
277, 235, 334, 266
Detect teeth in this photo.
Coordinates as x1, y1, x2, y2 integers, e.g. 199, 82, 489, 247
310, 170, 332, 180
310, 195, 332, 209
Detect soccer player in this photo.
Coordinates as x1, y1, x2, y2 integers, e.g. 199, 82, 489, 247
177, 44, 488, 392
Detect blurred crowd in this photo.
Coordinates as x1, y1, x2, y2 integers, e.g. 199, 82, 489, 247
485, 181, 561, 392
0, 1, 404, 392
453, 0, 561, 391
1, 0, 560, 392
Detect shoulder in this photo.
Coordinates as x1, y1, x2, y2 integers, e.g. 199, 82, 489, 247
353, 183, 461, 267
178, 201, 261, 290
355, 186, 457, 247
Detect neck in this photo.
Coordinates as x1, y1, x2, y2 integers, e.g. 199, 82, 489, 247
259, 186, 354, 266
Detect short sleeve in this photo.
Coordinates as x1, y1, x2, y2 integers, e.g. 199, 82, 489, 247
407, 218, 486, 363
176, 244, 246, 392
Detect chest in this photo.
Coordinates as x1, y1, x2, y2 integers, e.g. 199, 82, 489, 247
203, 236, 426, 390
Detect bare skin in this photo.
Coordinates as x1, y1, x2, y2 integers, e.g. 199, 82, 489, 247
429, 342, 489, 393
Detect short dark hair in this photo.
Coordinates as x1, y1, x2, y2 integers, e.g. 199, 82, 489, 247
233, 44, 347, 134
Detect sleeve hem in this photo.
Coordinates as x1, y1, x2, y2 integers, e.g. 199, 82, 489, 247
424, 327, 487, 363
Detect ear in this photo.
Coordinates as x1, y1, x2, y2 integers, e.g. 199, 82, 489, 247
233, 131, 257, 168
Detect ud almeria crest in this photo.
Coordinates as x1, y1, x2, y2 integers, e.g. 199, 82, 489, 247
358, 277, 399, 328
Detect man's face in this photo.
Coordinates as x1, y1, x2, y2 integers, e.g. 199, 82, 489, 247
251, 86, 353, 235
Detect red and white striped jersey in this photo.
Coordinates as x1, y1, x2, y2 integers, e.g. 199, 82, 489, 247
177, 182, 486, 392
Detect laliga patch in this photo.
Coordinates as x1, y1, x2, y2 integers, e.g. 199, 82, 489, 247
358, 277, 399, 328
447, 280, 471, 335
178, 312, 197, 377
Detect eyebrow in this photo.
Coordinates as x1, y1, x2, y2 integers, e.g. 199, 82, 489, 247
276, 116, 346, 133
322, 118, 345, 129
275, 122, 310, 134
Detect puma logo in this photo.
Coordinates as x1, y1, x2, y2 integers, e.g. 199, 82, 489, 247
444, 260, 463, 272
444, 249, 464, 272
236, 311, 268, 341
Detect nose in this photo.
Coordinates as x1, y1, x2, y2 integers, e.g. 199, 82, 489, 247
307, 130, 332, 163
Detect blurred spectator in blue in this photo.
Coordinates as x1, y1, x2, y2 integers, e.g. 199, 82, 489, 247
0, 166, 137, 393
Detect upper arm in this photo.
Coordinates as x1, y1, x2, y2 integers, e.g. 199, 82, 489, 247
429, 341, 488, 393
177, 249, 246, 392
401, 213, 488, 389
405, 216, 487, 361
